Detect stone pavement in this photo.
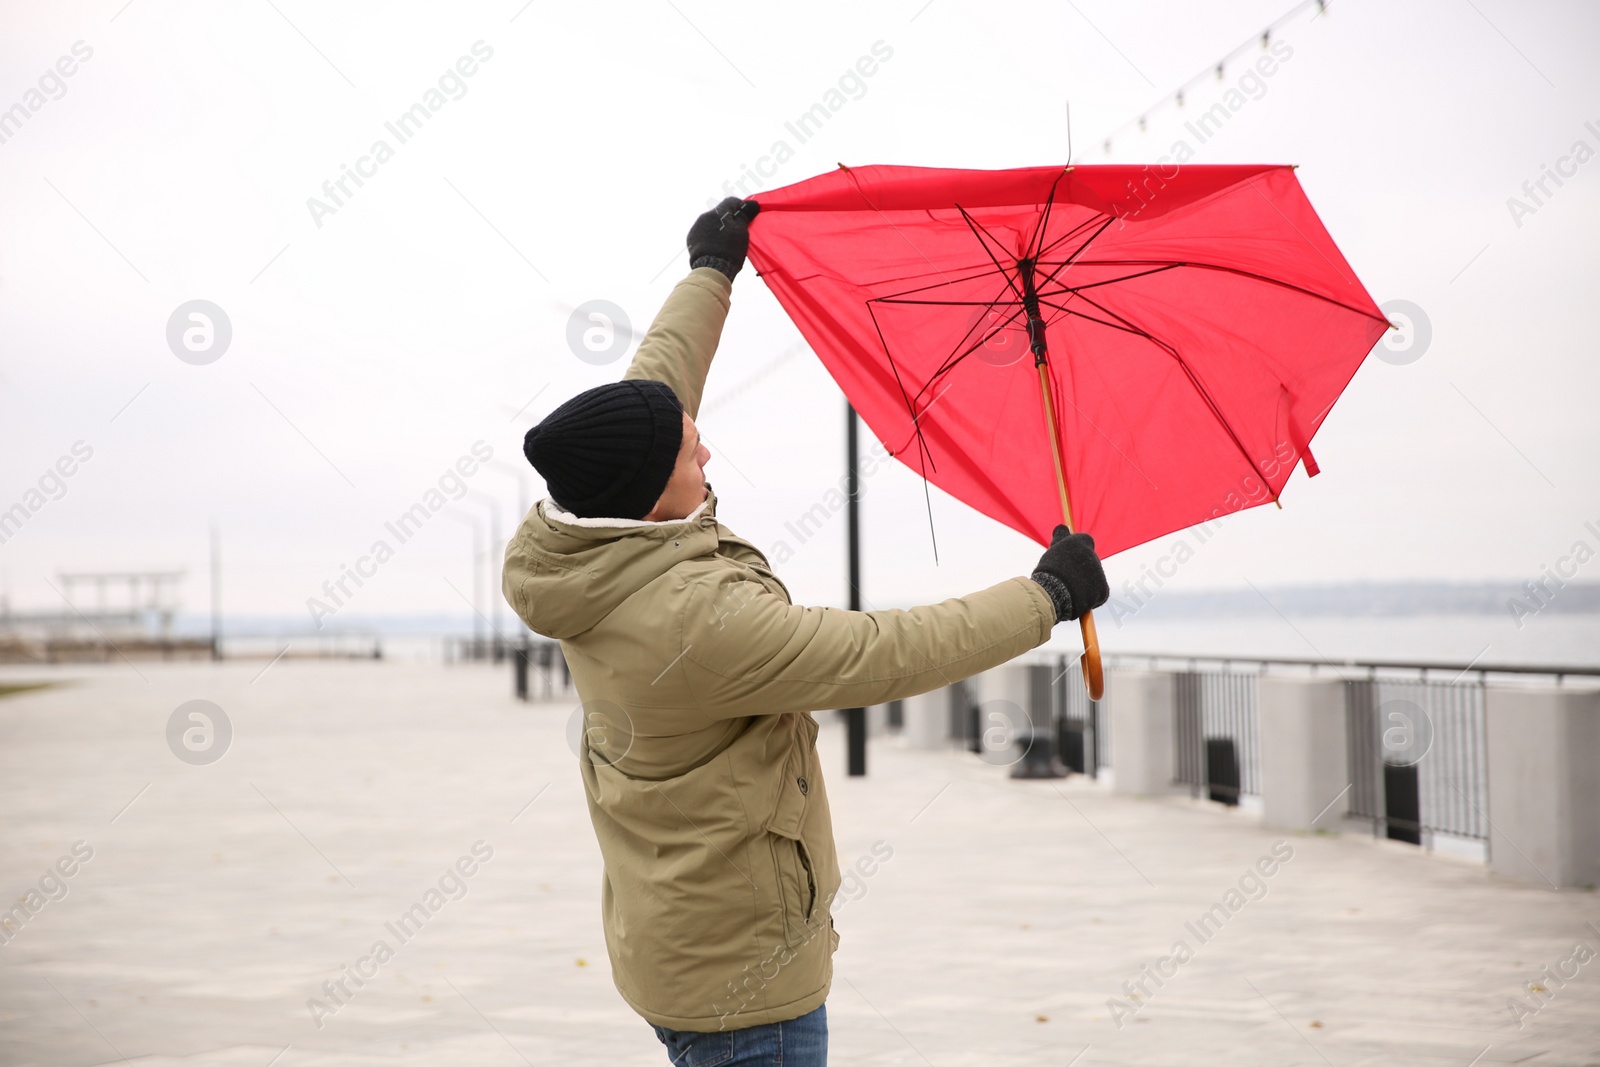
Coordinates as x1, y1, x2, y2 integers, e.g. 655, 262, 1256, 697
1, 660, 1597, 1066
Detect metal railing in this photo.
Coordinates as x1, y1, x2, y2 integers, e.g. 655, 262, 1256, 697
1173, 669, 1261, 805
510, 639, 572, 701
1094, 650, 1600, 846
979, 647, 1600, 872
1054, 656, 1106, 776
1346, 675, 1488, 843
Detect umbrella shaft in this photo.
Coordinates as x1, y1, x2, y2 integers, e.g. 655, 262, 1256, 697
1034, 360, 1075, 533
1027, 317, 1048, 363
1018, 257, 1049, 365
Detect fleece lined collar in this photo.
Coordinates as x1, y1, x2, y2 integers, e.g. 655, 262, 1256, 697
540, 495, 711, 529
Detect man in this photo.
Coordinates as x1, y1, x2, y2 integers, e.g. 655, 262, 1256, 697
504, 198, 1109, 1065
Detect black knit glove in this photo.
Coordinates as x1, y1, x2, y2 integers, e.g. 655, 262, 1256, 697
687, 196, 760, 280
1030, 525, 1109, 623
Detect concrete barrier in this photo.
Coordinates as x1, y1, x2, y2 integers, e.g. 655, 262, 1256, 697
902, 684, 955, 750
1258, 676, 1350, 831
1485, 686, 1600, 889
975, 662, 1063, 777
1109, 669, 1179, 796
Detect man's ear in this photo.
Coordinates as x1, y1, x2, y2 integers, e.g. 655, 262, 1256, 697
641, 483, 670, 522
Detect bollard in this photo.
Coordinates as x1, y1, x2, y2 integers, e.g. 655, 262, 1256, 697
1010, 664, 1066, 779
973, 663, 1066, 778
514, 644, 529, 701
534, 642, 552, 700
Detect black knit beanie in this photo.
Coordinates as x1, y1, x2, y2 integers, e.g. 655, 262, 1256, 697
522, 379, 684, 520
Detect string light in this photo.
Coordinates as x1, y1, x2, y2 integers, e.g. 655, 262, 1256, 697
1098, 0, 1330, 155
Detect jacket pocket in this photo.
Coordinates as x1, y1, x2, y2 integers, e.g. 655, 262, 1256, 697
767, 819, 817, 948
655, 1026, 734, 1067
765, 733, 818, 948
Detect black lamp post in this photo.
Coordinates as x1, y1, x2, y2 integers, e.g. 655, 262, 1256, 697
845, 401, 867, 777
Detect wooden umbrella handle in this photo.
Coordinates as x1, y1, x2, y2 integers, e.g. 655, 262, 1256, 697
1078, 611, 1104, 701
1035, 359, 1105, 701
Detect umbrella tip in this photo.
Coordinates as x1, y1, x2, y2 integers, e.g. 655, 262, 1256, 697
837, 162, 851, 171
1274, 498, 1284, 510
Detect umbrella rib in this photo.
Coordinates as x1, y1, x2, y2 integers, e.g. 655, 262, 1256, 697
1034, 263, 1184, 297
874, 297, 1032, 306
867, 290, 1041, 560
836, 213, 1105, 306
1025, 166, 1073, 264
1028, 216, 1118, 294
875, 258, 1171, 400
1034, 212, 1111, 262
865, 282, 1031, 403
867, 298, 972, 564
914, 299, 1030, 398
1045, 258, 1391, 326
955, 206, 1027, 306
866, 298, 938, 479
1037, 297, 1136, 337
1169, 260, 1390, 325
1060, 288, 1268, 493
944, 205, 1114, 396
870, 264, 1025, 302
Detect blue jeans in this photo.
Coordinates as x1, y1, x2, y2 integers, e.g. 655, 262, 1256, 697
652, 1003, 827, 1066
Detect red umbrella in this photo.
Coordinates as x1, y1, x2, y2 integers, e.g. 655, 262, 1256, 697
746, 163, 1390, 698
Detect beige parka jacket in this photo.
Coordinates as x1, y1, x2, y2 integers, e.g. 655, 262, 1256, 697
502, 266, 1059, 1031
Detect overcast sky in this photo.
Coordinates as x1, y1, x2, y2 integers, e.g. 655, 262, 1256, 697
1, 0, 1596, 631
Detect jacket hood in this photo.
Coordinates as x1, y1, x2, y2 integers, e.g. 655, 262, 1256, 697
502, 482, 724, 640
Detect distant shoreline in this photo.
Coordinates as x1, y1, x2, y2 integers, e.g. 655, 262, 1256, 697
1101, 581, 1600, 620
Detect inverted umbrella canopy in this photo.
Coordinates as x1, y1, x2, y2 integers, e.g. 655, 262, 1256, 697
746, 163, 1390, 562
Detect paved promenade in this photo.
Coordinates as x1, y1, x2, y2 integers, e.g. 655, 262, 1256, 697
1, 660, 1597, 1066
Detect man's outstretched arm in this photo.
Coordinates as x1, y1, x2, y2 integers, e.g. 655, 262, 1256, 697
671, 569, 1062, 721
650, 527, 1110, 723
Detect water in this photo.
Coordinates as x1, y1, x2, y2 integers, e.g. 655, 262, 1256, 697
1046, 612, 1600, 673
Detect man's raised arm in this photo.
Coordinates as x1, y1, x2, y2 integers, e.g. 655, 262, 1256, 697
622, 268, 731, 422
622, 197, 759, 421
